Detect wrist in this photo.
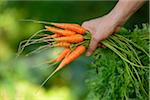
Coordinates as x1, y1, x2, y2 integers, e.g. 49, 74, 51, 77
107, 0, 131, 27
107, 12, 125, 28
107, 0, 145, 28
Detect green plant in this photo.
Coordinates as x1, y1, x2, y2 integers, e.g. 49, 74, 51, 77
86, 24, 149, 100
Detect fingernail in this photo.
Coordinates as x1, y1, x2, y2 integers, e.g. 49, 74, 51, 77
86, 52, 91, 56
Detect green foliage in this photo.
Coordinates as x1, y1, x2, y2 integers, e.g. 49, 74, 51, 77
86, 24, 149, 100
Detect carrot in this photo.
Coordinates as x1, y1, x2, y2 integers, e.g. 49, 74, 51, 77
54, 42, 71, 48
45, 26, 76, 36
44, 33, 61, 39
55, 48, 71, 62
20, 19, 86, 34
25, 41, 71, 57
37, 33, 61, 39
54, 34, 84, 43
57, 45, 86, 69
39, 45, 86, 89
51, 23, 86, 34
45, 48, 71, 63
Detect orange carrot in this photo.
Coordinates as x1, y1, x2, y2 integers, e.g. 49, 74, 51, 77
46, 33, 61, 38
44, 48, 70, 64
45, 26, 76, 36
51, 23, 86, 34
51, 45, 86, 76
37, 33, 61, 38
57, 45, 86, 69
39, 45, 86, 88
54, 34, 84, 43
54, 42, 71, 47
55, 48, 71, 62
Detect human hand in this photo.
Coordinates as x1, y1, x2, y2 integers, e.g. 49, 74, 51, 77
82, 0, 145, 56
82, 15, 121, 56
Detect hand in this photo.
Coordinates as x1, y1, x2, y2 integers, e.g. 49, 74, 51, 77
82, 0, 145, 56
82, 15, 121, 56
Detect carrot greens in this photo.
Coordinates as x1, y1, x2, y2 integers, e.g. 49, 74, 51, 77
85, 24, 149, 100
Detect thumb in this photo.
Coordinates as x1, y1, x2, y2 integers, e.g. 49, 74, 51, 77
86, 37, 99, 56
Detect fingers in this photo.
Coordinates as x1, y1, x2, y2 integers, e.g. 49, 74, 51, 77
98, 43, 107, 48
86, 37, 99, 56
82, 21, 96, 35
82, 21, 98, 56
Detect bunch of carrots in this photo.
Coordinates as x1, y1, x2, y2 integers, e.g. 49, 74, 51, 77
18, 20, 91, 88
42, 23, 88, 81
18, 20, 149, 94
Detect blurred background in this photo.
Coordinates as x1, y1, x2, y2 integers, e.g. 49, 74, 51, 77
0, 0, 148, 100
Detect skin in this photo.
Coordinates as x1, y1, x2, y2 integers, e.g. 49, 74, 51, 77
82, 0, 145, 56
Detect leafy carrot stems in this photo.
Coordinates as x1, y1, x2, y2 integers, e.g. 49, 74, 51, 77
17, 29, 47, 57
